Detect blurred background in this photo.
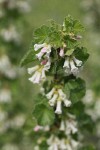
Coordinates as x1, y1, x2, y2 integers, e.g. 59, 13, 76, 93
0, 0, 100, 149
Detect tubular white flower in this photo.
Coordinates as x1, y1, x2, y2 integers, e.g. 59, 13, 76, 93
41, 69, 46, 79
49, 94, 58, 106
70, 59, 79, 75
33, 72, 41, 83
58, 89, 66, 100
34, 43, 46, 51
73, 57, 82, 67
46, 88, 55, 99
63, 57, 70, 69
63, 99, 72, 107
27, 65, 39, 74
71, 139, 79, 149
55, 100, 62, 114
59, 120, 65, 131
28, 71, 38, 83
65, 114, 78, 135
36, 51, 44, 60
34, 43, 51, 60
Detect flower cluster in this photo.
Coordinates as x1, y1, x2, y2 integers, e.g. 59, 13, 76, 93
63, 56, 82, 76
47, 135, 79, 150
22, 16, 91, 149
60, 113, 78, 135
46, 87, 71, 114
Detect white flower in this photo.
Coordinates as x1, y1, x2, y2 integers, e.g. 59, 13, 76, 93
46, 87, 71, 114
70, 59, 79, 75
63, 57, 70, 69
34, 43, 46, 51
60, 120, 65, 131
46, 88, 55, 99
60, 114, 78, 135
58, 89, 66, 100
63, 56, 83, 76
47, 135, 59, 150
49, 94, 58, 106
66, 115, 78, 135
28, 65, 39, 74
63, 99, 72, 107
55, 100, 62, 114
73, 57, 82, 67
34, 43, 51, 60
28, 60, 50, 84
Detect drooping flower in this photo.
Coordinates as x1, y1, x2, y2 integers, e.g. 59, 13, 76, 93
34, 43, 51, 60
46, 87, 71, 114
59, 48, 64, 57
60, 113, 78, 135
27, 59, 51, 84
63, 56, 83, 76
47, 135, 59, 150
59, 137, 79, 150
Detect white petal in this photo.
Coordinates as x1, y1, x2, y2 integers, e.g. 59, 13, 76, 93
33, 72, 41, 83
58, 89, 66, 100
49, 94, 58, 106
60, 121, 65, 131
70, 60, 79, 75
36, 51, 44, 60
73, 57, 82, 67
28, 71, 38, 83
46, 88, 55, 99
55, 100, 62, 114
27, 65, 39, 74
71, 139, 79, 148
46, 45, 51, 53
41, 69, 46, 79
34, 43, 46, 51
44, 59, 51, 70
63, 58, 70, 69
63, 99, 71, 107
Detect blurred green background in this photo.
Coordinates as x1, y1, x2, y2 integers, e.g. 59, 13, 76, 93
0, 0, 100, 150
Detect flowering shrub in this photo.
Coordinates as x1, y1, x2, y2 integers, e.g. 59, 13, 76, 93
21, 15, 96, 149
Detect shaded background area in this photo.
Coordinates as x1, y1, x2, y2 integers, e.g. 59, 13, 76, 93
0, 0, 100, 150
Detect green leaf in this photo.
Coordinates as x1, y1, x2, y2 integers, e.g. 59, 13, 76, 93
34, 25, 50, 43
73, 20, 85, 33
74, 47, 89, 63
33, 103, 55, 126
64, 15, 85, 33
49, 30, 62, 47
65, 78, 86, 103
65, 49, 74, 56
20, 49, 37, 66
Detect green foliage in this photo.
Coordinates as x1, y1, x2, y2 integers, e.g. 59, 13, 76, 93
20, 49, 36, 66
65, 78, 86, 103
33, 103, 55, 126
74, 47, 89, 63
64, 15, 85, 33
34, 25, 50, 43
